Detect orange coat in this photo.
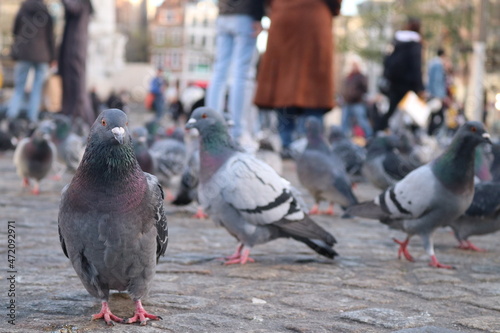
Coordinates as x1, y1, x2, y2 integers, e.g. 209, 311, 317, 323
254, 0, 340, 110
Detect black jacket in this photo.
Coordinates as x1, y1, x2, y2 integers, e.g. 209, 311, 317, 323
384, 31, 424, 93
11, 0, 55, 63
218, 0, 265, 21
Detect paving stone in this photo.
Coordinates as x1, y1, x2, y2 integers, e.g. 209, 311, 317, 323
340, 308, 434, 329
391, 326, 463, 333
455, 316, 500, 332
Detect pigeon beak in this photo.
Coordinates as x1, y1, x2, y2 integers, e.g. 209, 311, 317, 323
185, 118, 196, 129
112, 127, 126, 145
482, 132, 492, 144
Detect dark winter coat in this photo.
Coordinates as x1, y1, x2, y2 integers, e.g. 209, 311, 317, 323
11, 0, 55, 63
383, 30, 424, 94
341, 71, 367, 104
254, 0, 342, 111
58, 0, 94, 126
218, 0, 265, 21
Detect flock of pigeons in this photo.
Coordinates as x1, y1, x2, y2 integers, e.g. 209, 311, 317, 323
2, 107, 500, 326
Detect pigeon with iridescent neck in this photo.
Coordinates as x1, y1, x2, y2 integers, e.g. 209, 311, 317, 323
186, 107, 337, 264
347, 121, 491, 269
58, 109, 168, 326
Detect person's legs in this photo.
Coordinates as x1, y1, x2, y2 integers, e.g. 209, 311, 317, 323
227, 15, 257, 139
206, 16, 233, 114
377, 88, 407, 132
7, 61, 31, 120
276, 107, 296, 150
153, 94, 165, 121
27, 62, 48, 123
341, 104, 352, 136
352, 103, 373, 138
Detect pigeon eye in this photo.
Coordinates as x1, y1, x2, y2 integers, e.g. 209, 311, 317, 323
101, 119, 107, 126
470, 126, 477, 133
201, 113, 207, 119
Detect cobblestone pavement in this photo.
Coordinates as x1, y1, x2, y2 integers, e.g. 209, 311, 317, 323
1, 110, 500, 333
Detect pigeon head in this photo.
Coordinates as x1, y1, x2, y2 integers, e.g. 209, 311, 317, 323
32, 120, 55, 143
186, 107, 227, 133
51, 114, 72, 140
328, 125, 346, 143
131, 126, 148, 144
453, 121, 491, 146
90, 109, 130, 146
305, 117, 324, 137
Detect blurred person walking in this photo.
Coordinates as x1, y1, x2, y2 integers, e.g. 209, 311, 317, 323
376, 17, 425, 132
205, 0, 265, 142
254, 0, 342, 158
340, 59, 372, 138
150, 68, 167, 122
426, 48, 448, 135
59, 0, 94, 126
7, 0, 56, 125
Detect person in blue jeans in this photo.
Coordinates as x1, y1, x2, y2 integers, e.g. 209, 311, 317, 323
340, 60, 372, 138
205, 0, 265, 141
150, 68, 167, 121
7, 0, 55, 125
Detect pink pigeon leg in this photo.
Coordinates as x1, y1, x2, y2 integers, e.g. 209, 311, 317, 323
124, 300, 162, 326
92, 301, 123, 326
321, 203, 335, 215
429, 255, 454, 269
224, 246, 255, 265
31, 181, 40, 195
22, 177, 30, 187
393, 237, 414, 262
309, 204, 320, 215
192, 206, 208, 219
457, 240, 486, 252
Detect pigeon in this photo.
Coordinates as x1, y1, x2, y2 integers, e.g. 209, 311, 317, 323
447, 181, 500, 251
186, 107, 337, 264
346, 121, 491, 268
489, 144, 500, 182
0, 129, 17, 152
297, 117, 358, 216
13, 120, 57, 194
255, 136, 283, 175
58, 109, 168, 326
474, 143, 493, 182
362, 135, 416, 190
131, 126, 156, 174
149, 130, 187, 200
51, 114, 86, 175
328, 125, 366, 177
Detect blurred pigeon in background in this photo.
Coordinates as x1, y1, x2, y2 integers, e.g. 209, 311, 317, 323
362, 135, 415, 190
58, 109, 168, 326
131, 126, 156, 174
297, 117, 358, 216
51, 114, 86, 176
186, 107, 337, 264
447, 181, 500, 251
13, 120, 57, 194
347, 121, 491, 268
328, 125, 366, 179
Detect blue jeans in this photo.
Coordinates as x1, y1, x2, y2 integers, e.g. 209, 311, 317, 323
277, 107, 326, 149
7, 61, 48, 123
153, 93, 165, 121
205, 15, 257, 139
341, 102, 373, 138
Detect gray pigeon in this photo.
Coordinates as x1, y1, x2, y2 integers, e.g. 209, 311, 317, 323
131, 126, 156, 174
346, 121, 491, 268
328, 125, 366, 177
58, 109, 168, 326
489, 144, 500, 182
362, 135, 416, 190
51, 114, 86, 175
186, 107, 337, 264
149, 132, 187, 200
447, 181, 500, 251
13, 120, 57, 195
297, 117, 358, 216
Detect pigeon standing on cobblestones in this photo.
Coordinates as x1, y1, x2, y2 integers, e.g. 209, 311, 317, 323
297, 117, 358, 216
328, 125, 366, 177
58, 109, 168, 326
347, 121, 491, 268
131, 126, 156, 174
13, 120, 57, 194
362, 135, 415, 190
186, 107, 337, 264
51, 114, 86, 176
448, 181, 500, 251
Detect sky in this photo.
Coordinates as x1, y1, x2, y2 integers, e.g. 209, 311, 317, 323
340, 0, 365, 16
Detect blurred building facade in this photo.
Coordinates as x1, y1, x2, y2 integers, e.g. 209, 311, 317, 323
149, 0, 217, 88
